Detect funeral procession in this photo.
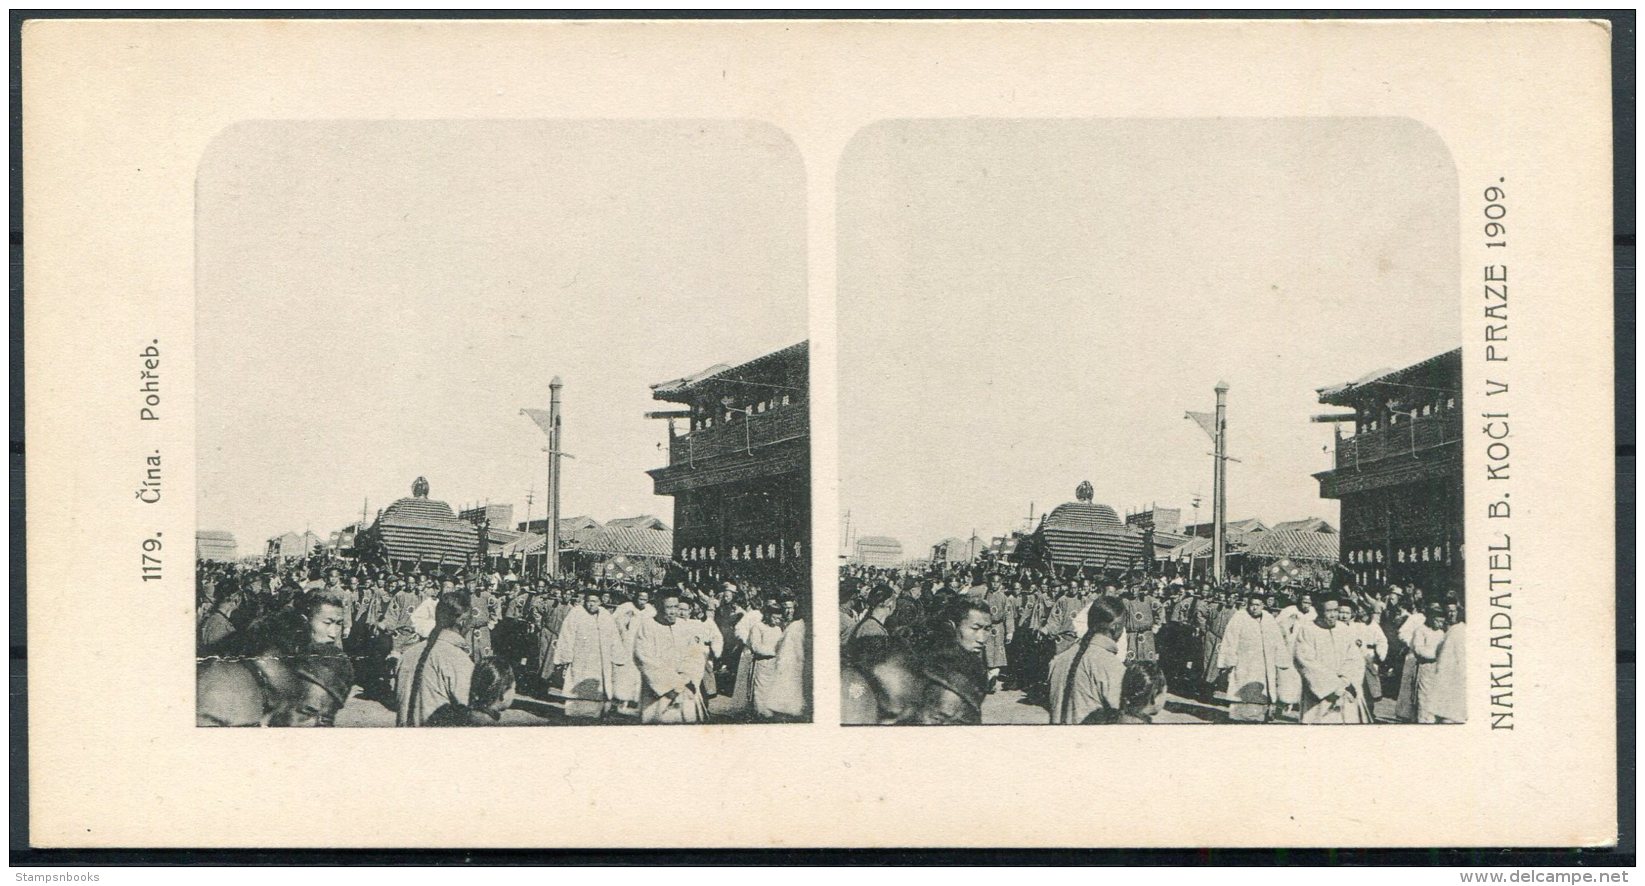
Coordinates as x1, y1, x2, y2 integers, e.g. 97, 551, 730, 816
839, 349, 1466, 727
197, 341, 813, 728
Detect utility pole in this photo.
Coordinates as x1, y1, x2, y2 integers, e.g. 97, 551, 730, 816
521, 486, 534, 573
1212, 381, 1230, 583
523, 390, 575, 580
547, 377, 563, 579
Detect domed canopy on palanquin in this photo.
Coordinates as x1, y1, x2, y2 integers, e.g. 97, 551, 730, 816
362, 477, 480, 566
1016, 483, 1146, 575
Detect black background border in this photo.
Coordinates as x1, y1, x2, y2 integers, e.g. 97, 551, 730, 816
8, 8, 1635, 867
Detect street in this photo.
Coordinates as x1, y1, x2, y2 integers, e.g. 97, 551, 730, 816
979, 687, 1403, 725
335, 684, 746, 727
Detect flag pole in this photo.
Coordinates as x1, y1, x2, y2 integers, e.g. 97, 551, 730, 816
548, 376, 563, 580
1212, 381, 1230, 583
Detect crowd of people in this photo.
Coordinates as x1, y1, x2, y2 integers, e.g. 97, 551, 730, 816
196, 553, 811, 727
839, 560, 1466, 726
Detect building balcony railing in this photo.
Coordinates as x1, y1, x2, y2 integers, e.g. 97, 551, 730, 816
1333, 412, 1461, 470
669, 405, 807, 467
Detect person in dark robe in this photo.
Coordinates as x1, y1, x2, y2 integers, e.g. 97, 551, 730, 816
841, 637, 926, 726
198, 587, 241, 652
1123, 590, 1160, 663
345, 578, 394, 701
843, 583, 897, 663
465, 577, 498, 663
534, 587, 570, 692
911, 645, 988, 726
1199, 593, 1230, 698
269, 648, 355, 727
980, 575, 1016, 691
1009, 582, 1048, 695
884, 581, 928, 639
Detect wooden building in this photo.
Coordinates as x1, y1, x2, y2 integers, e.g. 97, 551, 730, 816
1313, 348, 1463, 592
648, 341, 809, 587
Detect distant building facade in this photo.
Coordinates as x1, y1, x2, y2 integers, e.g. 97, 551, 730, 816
1125, 506, 1182, 534
853, 535, 904, 568
196, 531, 239, 563
266, 530, 323, 560
931, 536, 978, 564
458, 503, 515, 531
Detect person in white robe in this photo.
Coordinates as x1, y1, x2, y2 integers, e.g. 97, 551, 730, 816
758, 615, 809, 721
1272, 593, 1315, 711
740, 603, 787, 720
1292, 597, 1371, 724
684, 605, 724, 697
1393, 606, 1427, 722
1429, 614, 1467, 723
631, 593, 707, 724
1214, 594, 1290, 722
607, 590, 654, 714
410, 582, 446, 640
1352, 606, 1388, 709
551, 590, 622, 718
1410, 604, 1450, 724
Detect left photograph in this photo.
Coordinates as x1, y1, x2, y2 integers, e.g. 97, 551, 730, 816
193, 120, 812, 727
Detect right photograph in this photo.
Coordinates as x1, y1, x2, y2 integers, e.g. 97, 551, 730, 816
837, 118, 1465, 727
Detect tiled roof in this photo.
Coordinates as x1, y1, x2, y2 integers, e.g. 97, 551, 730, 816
1165, 530, 1258, 561
1317, 348, 1462, 406
1244, 529, 1340, 563
650, 341, 808, 400
607, 515, 669, 530
500, 533, 545, 557
1148, 530, 1192, 550
563, 526, 673, 559
1272, 517, 1335, 534
1181, 518, 1269, 538
1044, 501, 1124, 531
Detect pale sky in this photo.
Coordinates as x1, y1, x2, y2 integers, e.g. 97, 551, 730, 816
198, 120, 806, 549
838, 118, 1460, 555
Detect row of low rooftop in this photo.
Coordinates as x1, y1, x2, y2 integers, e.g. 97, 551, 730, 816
197, 503, 670, 564
849, 506, 1338, 570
